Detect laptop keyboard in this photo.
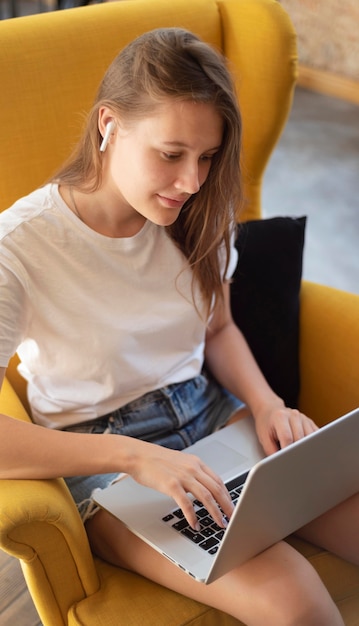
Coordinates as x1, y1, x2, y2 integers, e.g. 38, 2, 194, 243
162, 472, 249, 555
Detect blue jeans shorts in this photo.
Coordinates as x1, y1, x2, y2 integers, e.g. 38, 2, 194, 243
63, 373, 243, 522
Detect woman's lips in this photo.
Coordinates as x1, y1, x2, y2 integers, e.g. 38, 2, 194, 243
157, 194, 189, 209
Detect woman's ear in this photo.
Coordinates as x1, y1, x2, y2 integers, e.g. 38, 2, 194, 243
98, 107, 117, 152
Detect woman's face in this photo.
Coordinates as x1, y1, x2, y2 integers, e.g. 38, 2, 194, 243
101, 99, 223, 233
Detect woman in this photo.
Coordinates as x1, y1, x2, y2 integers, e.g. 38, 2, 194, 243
0, 28, 356, 625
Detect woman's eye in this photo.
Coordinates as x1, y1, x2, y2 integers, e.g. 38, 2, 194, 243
162, 152, 181, 161
160, 151, 217, 162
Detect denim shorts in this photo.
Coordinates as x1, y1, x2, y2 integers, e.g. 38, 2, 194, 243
63, 374, 243, 522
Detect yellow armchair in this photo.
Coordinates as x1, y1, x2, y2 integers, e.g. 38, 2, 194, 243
0, 1, 359, 625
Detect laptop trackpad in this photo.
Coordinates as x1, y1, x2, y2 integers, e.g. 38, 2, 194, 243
188, 441, 249, 475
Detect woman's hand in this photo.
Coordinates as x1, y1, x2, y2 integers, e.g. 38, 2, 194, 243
254, 405, 319, 456
127, 439, 234, 531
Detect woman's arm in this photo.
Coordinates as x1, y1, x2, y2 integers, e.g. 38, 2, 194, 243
0, 367, 232, 529
204, 284, 318, 454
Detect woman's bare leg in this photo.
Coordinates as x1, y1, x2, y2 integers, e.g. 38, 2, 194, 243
297, 492, 359, 567
86, 510, 343, 626
226, 405, 252, 425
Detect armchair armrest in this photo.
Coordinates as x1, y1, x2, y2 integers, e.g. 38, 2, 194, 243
0, 379, 240, 626
299, 281, 359, 426
0, 476, 100, 626
0, 379, 99, 626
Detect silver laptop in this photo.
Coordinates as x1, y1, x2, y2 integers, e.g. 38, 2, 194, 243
94, 407, 359, 583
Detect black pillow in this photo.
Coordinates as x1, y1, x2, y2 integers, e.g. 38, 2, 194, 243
230, 216, 306, 408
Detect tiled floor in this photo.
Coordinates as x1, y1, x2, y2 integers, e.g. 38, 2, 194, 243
0, 549, 41, 626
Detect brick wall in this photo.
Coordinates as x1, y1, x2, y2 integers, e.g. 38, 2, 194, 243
279, 0, 359, 81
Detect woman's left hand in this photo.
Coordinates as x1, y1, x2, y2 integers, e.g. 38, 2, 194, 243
254, 406, 319, 456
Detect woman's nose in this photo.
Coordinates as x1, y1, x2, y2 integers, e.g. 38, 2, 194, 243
174, 162, 201, 194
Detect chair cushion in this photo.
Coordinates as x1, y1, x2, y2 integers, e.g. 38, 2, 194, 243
231, 216, 306, 408
68, 558, 241, 626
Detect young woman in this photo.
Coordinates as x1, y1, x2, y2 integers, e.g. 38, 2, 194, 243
0, 28, 357, 626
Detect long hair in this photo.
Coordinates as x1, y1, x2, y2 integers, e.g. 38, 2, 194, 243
54, 28, 243, 317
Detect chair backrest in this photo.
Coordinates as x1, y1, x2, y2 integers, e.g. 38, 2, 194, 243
0, 0, 297, 220
0, 0, 297, 402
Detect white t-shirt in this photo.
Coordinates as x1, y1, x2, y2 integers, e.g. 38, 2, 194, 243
0, 184, 238, 429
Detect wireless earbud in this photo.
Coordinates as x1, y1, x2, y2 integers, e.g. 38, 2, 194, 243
100, 120, 116, 152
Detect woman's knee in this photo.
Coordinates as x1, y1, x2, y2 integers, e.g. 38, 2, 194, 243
278, 588, 342, 626
267, 549, 343, 626
230, 541, 343, 626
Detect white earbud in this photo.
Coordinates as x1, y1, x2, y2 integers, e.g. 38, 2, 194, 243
100, 120, 116, 152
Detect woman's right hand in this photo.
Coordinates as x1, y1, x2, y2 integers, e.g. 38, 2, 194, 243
126, 439, 234, 531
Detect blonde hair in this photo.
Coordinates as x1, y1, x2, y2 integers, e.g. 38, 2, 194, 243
54, 28, 243, 316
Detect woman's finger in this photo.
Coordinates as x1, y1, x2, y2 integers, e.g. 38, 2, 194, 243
163, 456, 233, 530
